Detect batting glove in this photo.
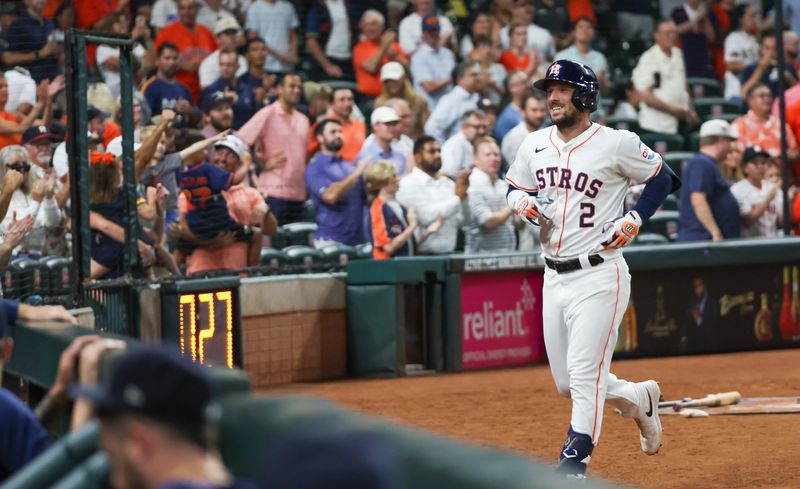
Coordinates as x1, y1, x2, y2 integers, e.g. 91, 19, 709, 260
514, 195, 542, 227
600, 211, 642, 249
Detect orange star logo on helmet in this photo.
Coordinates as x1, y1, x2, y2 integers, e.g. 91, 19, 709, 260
549, 63, 562, 77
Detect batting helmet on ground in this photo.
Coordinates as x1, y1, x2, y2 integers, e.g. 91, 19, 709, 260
533, 60, 600, 113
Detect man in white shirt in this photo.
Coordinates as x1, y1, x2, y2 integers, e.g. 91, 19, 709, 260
196, 0, 236, 31
409, 14, 456, 110
398, 0, 455, 56
3, 68, 36, 114
501, 92, 547, 166
424, 61, 480, 142
632, 19, 699, 135
397, 135, 470, 254
730, 146, 783, 238
465, 136, 515, 253
440, 109, 487, 178
199, 18, 248, 88
245, 0, 299, 74
151, 0, 178, 29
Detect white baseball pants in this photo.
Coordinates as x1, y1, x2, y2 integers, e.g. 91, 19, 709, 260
542, 257, 642, 443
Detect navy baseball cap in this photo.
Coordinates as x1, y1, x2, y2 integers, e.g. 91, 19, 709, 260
200, 91, 233, 113
421, 14, 440, 31
87, 105, 110, 121
742, 146, 771, 164
22, 125, 58, 145
71, 344, 215, 426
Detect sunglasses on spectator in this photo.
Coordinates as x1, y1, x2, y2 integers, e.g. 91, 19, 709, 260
6, 161, 31, 173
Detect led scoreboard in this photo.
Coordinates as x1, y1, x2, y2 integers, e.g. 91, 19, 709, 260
160, 277, 242, 368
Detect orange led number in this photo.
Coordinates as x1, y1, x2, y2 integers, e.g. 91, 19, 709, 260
178, 291, 235, 368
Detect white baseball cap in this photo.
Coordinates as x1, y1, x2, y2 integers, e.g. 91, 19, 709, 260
214, 134, 247, 158
699, 119, 735, 139
370, 106, 400, 125
214, 17, 241, 35
380, 62, 405, 81
106, 135, 142, 158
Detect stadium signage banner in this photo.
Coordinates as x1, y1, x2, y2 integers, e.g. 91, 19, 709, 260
460, 271, 545, 369
615, 263, 800, 357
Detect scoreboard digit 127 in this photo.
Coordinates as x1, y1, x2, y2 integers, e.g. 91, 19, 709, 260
160, 277, 242, 368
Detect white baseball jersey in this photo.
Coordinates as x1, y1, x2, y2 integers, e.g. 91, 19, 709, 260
730, 179, 783, 238
505, 123, 663, 259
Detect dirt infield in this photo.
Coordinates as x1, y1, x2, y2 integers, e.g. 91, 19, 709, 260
283, 349, 800, 488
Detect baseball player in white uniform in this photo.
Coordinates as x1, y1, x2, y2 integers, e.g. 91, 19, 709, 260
505, 60, 681, 478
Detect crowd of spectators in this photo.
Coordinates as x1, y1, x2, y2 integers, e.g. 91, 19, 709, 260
0, 0, 800, 279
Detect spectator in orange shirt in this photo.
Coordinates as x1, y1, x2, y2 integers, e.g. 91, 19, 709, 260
498, 23, 539, 77
0, 73, 55, 151
154, 0, 218, 104
731, 82, 799, 166
352, 10, 408, 99
308, 88, 365, 162
72, 0, 126, 70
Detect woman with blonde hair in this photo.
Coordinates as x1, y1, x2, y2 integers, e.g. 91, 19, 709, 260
365, 160, 442, 260
0, 145, 61, 257
374, 62, 430, 140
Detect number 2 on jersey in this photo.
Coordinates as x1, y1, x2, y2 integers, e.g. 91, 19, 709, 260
579, 203, 595, 228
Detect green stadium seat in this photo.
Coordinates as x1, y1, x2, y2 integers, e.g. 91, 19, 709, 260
39, 256, 72, 297
598, 97, 614, 114
354, 243, 373, 260
632, 232, 670, 246
660, 193, 679, 211
319, 243, 358, 270
3, 257, 42, 300
694, 97, 742, 119
302, 199, 315, 222
259, 248, 288, 274
267, 227, 290, 250
320, 80, 358, 92
605, 116, 640, 133
644, 210, 680, 241
281, 222, 318, 247
687, 77, 723, 98
282, 245, 324, 273
662, 151, 694, 180
641, 133, 685, 154
717, 113, 741, 123
687, 131, 700, 151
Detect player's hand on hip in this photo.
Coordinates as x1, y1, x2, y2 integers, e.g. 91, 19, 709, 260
600, 211, 642, 249
514, 195, 541, 227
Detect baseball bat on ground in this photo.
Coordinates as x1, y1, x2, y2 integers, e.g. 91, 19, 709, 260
658, 391, 742, 411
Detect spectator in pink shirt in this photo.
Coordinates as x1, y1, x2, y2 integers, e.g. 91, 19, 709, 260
176, 134, 279, 276
237, 73, 309, 224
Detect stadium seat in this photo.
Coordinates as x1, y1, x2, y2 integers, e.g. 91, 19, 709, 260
641, 133, 684, 154
39, 256, 72, 296
687, 77, 723, 98
282, 245, 324, 273
281, 222, 318, 247
661, 193, 679, 211
48, 452, 110, 489
717, 113, 740, 123
355, 243, 373, 260
644, 210, 680, 241
3, 257, 42, 300
605, 116, 640, 133
662, 151, 694, 180
319, 80, 358, 92
687, 131, 700, 151
319, 243, 358, 271
694, 97, 742, 119
302, 199, 315, 222
267, 228, 290, 250
259, 248, 287, 274
598, 97, 614, 114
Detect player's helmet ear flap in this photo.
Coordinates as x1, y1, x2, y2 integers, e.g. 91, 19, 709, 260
533, 60, 600, 113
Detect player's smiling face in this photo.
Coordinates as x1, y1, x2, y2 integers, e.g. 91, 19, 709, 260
546, 82, 578, 126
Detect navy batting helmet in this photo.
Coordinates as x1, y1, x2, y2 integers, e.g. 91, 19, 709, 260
533, 60, 600, 113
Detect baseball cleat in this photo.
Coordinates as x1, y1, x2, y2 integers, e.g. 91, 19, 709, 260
634, 380, 662, 455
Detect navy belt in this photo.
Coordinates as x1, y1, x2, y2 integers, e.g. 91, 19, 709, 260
544, 254, 604, 274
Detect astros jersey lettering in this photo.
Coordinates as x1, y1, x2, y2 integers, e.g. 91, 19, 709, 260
505, 124, 663, 258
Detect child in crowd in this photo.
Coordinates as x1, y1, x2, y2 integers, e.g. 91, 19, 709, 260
172, 130, 259, 265
364, 160, 442, 260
